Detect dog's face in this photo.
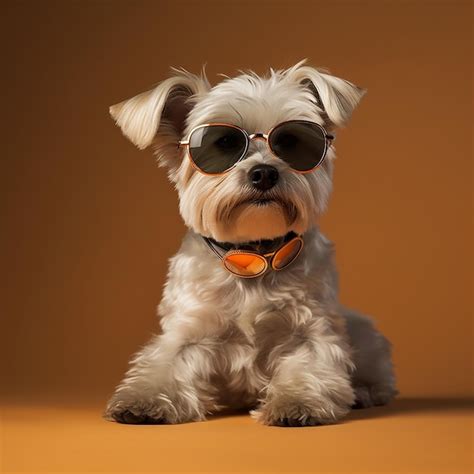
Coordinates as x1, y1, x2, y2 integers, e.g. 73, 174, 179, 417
111, 62, 365, 242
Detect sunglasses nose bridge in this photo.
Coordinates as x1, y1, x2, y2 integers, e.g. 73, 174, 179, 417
248, 132, 269, 142
248, 133, 273, 160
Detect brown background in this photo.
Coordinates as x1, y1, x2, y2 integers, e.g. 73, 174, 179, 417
1, 0, 472, 408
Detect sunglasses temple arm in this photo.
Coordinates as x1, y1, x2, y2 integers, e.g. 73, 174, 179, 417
203, 237, 223, 259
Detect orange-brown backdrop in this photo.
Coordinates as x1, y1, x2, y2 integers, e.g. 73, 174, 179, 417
1, 0, 472, 406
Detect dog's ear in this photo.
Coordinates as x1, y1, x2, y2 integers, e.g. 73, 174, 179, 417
289, 64, 366, 128
110, 69, 210, 150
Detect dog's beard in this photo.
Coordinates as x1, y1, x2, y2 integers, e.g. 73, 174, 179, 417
195, 184, 308, 242
221, 196, 299, 242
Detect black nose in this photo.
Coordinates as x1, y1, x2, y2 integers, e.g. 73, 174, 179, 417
248, 164, 279, 191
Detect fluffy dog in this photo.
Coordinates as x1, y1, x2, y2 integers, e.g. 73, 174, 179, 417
105, 61, 397, 426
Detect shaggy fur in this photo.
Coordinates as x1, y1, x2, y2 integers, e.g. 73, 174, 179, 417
105, 61, 397, 427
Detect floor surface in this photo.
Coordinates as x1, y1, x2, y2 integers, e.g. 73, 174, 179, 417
1, 398, 472, 473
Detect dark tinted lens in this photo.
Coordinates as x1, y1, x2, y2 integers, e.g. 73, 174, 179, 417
188, 125, 248, 174
269, 121, 327, 172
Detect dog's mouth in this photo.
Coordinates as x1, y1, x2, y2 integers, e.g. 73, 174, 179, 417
248, 198, 275, 206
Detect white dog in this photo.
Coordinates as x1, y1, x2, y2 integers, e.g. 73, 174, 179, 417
105, 61, 397, 426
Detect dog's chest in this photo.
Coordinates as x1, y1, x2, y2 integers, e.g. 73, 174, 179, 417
231, 279, 291, 338
234, 294, 266, 338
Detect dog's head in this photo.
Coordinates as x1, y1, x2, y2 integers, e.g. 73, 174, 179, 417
110, 61, 365, 243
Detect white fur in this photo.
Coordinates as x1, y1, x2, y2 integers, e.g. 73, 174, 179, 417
105, 61, 397, 426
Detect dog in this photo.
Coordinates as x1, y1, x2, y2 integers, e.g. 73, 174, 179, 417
105, 60, 397, 427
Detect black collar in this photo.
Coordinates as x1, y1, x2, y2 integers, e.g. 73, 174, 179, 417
204, 231, 297, 256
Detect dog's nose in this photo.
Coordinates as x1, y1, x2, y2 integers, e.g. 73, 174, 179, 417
248, 164, 279, 191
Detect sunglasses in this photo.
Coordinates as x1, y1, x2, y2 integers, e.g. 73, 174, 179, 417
203, 234, 304, 278
178, 120, 334, 175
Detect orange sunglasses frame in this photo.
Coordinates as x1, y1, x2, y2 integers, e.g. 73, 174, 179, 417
204, 235, 304, 278
178, 120, 334, 176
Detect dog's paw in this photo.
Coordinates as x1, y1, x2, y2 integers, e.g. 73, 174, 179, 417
352, 385, 398, 409
104, 397, 170, 424
109, 408, 165, 425
104, 393, 206, 425
251, 398, 350, 427
271, 415, 322, 427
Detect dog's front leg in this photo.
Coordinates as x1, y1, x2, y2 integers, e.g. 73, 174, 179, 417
252, 305, 355, 427
104, 329, 221, 424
